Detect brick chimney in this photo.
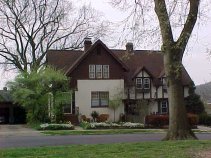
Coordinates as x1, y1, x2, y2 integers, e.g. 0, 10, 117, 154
84, 38, 92, 52
126, 42, 133, 53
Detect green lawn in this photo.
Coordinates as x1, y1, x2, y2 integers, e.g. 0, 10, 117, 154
42, 129, 166, 135
1, 141, 211, 158
42, 129, 211, 136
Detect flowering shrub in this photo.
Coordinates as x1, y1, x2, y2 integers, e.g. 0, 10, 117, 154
80, 121, 144, 129
39, 123, 74, 130
145, 113, 198, 128
121, 122, 144, 128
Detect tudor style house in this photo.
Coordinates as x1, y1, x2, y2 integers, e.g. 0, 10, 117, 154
47, 38, 192, 122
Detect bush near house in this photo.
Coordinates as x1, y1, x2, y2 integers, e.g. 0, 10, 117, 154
96, 114, 109, 122
80, 121, 144, 129
198, 113, 211, 126
39, 123, 74, 130
145, 114, 198, 128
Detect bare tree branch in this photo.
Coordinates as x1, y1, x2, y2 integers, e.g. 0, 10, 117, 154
176, 0, 200, 52
0, 0, 109, 72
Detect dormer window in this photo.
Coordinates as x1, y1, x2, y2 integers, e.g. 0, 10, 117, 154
136, 78, 150, 89
136, 78, 142, 89
143, 78, 150, 89
103, 65, 109, 78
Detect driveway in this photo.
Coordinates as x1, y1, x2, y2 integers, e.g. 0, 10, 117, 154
0, 124, 41, 137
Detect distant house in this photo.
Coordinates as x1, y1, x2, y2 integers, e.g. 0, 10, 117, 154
46, 39, 192, 122
0, 87, 26, 124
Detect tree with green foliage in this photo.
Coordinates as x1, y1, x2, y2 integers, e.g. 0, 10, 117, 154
8, 67, 71, 124
185, 82, 205, 115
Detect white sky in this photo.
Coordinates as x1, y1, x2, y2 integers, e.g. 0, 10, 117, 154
0, 0, 211, 88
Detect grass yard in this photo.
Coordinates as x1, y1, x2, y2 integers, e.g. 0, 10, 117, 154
42, 129, 166, 135
42, 129, 211, 136
1, 140, 211, 158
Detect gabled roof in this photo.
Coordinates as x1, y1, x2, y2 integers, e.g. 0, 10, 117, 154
46, 40, 192, 86
65, 40, 129, 75
46, 50, 83, 72
132, 66, 154, 79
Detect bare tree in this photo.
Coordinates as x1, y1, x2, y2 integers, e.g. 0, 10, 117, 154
0, 0, 109, 72
110, 0, 202, 140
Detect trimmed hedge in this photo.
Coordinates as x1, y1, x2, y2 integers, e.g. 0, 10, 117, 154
145, 115, 168, 127
145, 113, 198, 128
39, 123, 74, 130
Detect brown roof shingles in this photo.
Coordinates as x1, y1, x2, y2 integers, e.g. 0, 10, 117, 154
46, 50, 83, 72
47, 42, 192, 86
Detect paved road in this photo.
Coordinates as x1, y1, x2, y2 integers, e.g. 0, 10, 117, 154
0, 133, 163, 148
1, 125, 211, 149
1, 133, 211, 148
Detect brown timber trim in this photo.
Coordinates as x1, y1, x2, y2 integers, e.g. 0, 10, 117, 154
150, 78, 152, 99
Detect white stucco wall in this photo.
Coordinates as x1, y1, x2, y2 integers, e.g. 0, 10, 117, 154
75, 79, 124, 121
148, 101, 158, 114
137, 71, 150, 77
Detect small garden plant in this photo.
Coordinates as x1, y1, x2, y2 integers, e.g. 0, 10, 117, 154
39, 122, 74, 130
80, 121, 144, 129
91, 111, 99, 122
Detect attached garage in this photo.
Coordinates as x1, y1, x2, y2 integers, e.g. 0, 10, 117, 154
0, 88, 26, 124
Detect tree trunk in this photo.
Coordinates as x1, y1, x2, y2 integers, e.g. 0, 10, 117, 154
114, 109, 116, 122
163, 48, 197, 140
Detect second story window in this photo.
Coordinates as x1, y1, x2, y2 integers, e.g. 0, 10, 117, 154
136, 78, 150, 89
96, 65, 102, 78
89, 64, 110, 79
89, 65, 95, 78
136, 78, 142, 89
143, 78, 150, 89
103, 65, 109, 78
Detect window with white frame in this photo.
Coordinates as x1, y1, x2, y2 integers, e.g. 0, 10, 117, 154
136, 78, 142, 89
161, 101, 168, 114
103, 65, 109, 78
143, 78, 150, 89
96, 65, 102, 78
91, 91, 109, 107
136, 78, 150, 89
89, 65, 95, 78
89, 65, 109, 79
